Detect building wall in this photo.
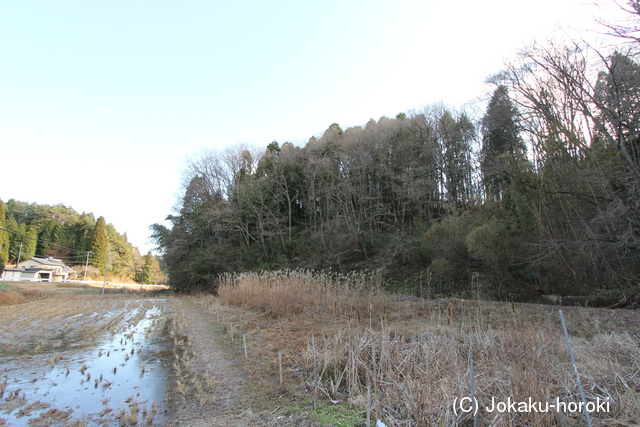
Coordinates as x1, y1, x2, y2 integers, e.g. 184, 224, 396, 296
1, 269, 22, 280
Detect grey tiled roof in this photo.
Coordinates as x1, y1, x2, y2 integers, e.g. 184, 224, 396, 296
23, 257, 76, 273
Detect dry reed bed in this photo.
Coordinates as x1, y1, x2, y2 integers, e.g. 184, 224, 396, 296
217, 269, 389, 318
196, 270, 640, 426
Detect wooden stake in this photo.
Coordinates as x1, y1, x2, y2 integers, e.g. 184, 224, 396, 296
243, 334, 248, 359
470, 351, 477, 427
312, 334, 317, 412
255, 325, 260, 367
366, 381, 371, 426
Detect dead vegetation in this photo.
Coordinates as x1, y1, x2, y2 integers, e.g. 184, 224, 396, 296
191, 270, 640, 426
3, 277, 638, 426
164, 309, 220, 409
0, 288, 26, 306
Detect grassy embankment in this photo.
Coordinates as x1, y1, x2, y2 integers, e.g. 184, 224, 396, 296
192, 270, 640, 427
0, 281, 170, 307
0, 283, 47, 305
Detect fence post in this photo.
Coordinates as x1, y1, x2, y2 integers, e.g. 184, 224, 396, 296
558, 310, 592, 427
312, 334, 317, 412
470, 351, 477, 427
367, 381, 371, 426
243, 334, 248, 359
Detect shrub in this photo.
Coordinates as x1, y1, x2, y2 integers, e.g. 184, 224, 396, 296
423, 214, 473, 295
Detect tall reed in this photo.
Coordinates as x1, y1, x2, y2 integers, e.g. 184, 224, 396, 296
211, 271, 640, 426
217, 269, 386, 318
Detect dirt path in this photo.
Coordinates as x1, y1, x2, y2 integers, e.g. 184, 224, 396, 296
171, 300, 320, 427
170, 299, 260, 426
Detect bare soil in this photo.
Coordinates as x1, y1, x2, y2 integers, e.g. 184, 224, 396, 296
169, 299, 323, 427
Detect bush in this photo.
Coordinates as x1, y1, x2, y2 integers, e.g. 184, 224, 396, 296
423, 214, 473, 296
464, 217, 532, 299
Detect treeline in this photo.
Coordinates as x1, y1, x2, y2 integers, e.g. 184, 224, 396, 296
0, 199, 163, 284
153, 9, 640, 299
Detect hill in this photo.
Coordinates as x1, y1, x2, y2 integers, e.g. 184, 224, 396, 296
0, 198, 162, 283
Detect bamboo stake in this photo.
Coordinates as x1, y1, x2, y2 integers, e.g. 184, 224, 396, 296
312, 334, 317, 412
366, 381, 371, 426
470, 351, 477, 427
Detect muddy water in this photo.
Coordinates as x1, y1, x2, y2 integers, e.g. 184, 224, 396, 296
0, 298, 176, 426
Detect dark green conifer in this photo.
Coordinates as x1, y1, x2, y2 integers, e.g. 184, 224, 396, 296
0, 199, 8, 263
90, 216, 109, 275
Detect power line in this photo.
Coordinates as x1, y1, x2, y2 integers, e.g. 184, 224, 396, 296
0, 226, 89, 254
36, 254, 88, 260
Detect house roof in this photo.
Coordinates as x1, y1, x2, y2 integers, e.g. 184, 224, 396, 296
19, 257, 77, 273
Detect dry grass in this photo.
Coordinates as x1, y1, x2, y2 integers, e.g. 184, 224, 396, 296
163, 308, 219, 408
218, 269, 388, 318
200, 270, 640, 426
0, 289, 26, 306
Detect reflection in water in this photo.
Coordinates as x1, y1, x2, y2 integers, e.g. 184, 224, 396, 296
0, 299, 175, 426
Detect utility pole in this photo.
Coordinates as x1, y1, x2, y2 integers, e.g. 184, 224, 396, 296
16, 243, 23, 266
101, 254, 110, 299
83, 251, 91, 280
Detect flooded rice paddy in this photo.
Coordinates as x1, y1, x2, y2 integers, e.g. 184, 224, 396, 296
0, 297, 177, 426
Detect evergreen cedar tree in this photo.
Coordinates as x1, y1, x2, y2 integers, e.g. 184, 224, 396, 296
0, 199, 9, 263
90, 216, 109, 275
154, 43, 640, 298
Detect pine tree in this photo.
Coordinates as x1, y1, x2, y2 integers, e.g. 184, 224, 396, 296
0, 199, 9, 263
7, 217, 23, 264
141, 252, 159, 284
90, 216, 109, 275
23, 226, 38, 260
106, 224, 135, 279
74, 213, 95, 262
36, 221, 56, 256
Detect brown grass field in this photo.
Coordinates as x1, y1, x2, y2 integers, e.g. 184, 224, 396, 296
194, 270, 640, 427
2, 274, 639, 426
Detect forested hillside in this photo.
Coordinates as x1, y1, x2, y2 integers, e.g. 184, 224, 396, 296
154, 9, 640, 299
0, 199, 162, 283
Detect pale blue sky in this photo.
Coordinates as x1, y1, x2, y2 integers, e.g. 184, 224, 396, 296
0, 0, 617, 254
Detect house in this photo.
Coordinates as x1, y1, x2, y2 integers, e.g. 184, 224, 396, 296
1, 256, 77, 282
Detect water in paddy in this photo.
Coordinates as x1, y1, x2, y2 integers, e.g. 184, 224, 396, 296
0, 298, 176, 426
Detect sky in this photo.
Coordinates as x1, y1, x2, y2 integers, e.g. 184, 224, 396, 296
0, 0, 624, 254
